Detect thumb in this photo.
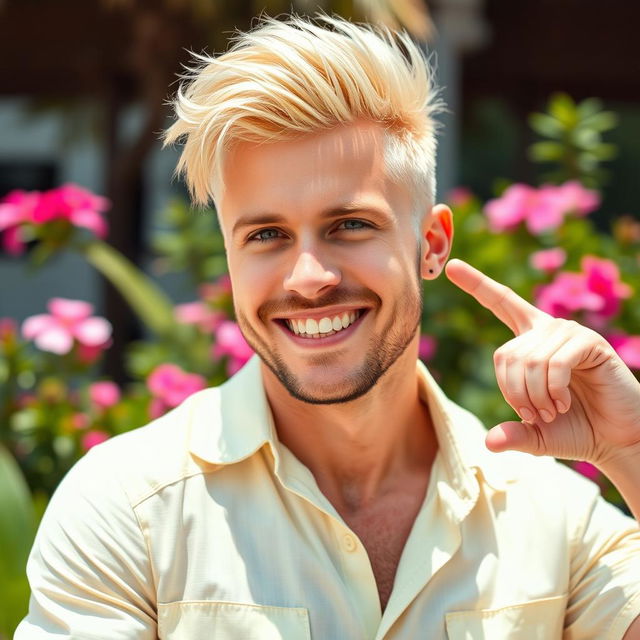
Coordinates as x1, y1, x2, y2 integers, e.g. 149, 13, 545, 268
485, 421, 545, 455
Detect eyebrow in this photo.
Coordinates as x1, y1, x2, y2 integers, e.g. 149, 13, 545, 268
231, 203, 392, 236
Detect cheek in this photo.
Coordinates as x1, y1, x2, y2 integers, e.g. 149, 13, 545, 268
228, 255, 281, 308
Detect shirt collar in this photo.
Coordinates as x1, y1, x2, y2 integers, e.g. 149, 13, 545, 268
188, 355, 519, 492
188, 356, 277, 466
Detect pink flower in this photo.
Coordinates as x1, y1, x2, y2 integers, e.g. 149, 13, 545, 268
525, 185, 569, 234
0, 190, 40, 255
213, 321, 254, 375
89, 381, 121, 410
535, 273, 603, 318
553, 180, 600, 217
175, 302, 225, 333
582, 256, 632, 320
529, 248, 567, 273
81, 429, 110, 451
607, 332, 640, 370
574, 461, 601, 482
147, 363, 207, 416
33, 184, 110, 238
485, 181, 601, 235
22, 298, 112, 355
485, 184, 536, 232
418, 334, 437, 361
535, 256, 631, 325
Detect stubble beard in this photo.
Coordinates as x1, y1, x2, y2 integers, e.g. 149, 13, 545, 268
234, 272, 424, 405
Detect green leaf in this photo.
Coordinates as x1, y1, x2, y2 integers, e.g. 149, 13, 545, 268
548, 93, 578, 127
529, 141, 565, 162
589, 143, 618, 161
581, 111, 618, 132
528, 113, 564, 138
0, 444, 35, 637
80, 240, 178, 338
572, 127, 600, 149
576, 98, 603, 120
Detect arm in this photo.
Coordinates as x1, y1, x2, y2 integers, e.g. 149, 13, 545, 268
15, 447, 157, 639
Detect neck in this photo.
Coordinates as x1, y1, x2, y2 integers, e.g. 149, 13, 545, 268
261, 348, 438, 513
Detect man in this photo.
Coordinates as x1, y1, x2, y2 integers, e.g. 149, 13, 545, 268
17, 15, 640, 639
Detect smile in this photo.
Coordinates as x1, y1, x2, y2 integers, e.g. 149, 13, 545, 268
282, 310, 364, 339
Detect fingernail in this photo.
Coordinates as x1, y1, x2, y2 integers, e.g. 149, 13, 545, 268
518, 407, 534, 422
555, 400, 567, 414
539, 409, 553, 423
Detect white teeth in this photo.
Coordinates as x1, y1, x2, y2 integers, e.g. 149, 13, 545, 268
287, 311, 361, 337
318, 317, 333, 333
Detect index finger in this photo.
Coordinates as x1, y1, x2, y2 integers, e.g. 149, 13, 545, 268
444, 258, 544, 335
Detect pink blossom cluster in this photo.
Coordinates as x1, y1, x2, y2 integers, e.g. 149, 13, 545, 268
535, 256, 640, 370
607, 333, 640, 370
81, 430, 111, 452
174, 301, 225, 333
535, 256, 632, 324
529, 248, 567, 273
147, 363, 207, 419
418, 334, 437, 361
89, 381, 121, 410
485, 181, 600, 234
22, 298, 112, 360
0, 184, 110, 255
213, 321, 255, 375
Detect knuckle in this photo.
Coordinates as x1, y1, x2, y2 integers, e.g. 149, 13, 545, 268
525, 357, 543, 371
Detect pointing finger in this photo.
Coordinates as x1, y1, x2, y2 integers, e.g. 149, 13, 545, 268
445, 258, 545, 335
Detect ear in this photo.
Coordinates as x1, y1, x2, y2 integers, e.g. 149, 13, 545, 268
420, 204, 454, 280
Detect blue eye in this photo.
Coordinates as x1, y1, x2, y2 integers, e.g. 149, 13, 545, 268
338, 219, 369, 231
250, 228, 283, 243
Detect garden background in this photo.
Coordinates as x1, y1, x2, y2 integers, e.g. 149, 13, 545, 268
1, 0, 640, 636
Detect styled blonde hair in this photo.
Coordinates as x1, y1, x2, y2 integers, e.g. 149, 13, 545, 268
164, 15, 442, 210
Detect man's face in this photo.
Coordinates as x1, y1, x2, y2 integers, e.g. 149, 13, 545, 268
218, 121, 430, 404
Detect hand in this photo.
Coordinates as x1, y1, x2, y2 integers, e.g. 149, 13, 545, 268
445, 258, 640, 467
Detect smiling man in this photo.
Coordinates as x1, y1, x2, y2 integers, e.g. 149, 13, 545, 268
17, 15, 640, 640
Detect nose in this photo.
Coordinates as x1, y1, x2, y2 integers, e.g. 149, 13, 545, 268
283, 250, 341, 299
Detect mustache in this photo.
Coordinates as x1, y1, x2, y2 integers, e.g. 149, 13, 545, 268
257, 287, 381, 319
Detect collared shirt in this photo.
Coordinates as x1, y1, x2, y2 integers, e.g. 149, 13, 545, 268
16, 356, 640, 639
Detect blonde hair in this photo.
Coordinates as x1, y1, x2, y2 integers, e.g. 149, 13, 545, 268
164, 15, 442, 210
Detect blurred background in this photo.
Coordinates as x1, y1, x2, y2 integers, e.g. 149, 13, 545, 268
1, 1, 640, 635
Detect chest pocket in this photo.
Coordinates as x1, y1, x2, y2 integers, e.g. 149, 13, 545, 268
445, 594, 568, 639
158, 601, 311, 640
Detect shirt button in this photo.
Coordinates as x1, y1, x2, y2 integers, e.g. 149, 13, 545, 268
343, 534, 357, 552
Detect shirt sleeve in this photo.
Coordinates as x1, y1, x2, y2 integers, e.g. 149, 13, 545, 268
561, 465, 640, 640
14, 446, 157, 639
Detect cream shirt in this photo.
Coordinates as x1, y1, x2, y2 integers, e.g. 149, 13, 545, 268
16, 356, 640, 639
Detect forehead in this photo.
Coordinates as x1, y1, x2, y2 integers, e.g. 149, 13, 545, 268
218, 121, 410, 224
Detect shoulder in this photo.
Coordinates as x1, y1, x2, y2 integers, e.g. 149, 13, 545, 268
72, 386, 223, 507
